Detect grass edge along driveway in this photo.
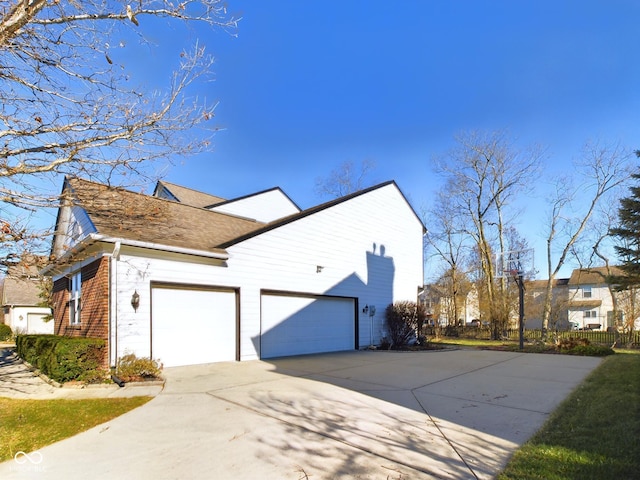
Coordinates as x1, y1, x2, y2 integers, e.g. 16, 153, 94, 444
498, 351, 640, 480
0, 396, 152, 463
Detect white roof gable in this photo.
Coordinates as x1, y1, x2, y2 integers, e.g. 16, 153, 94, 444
51, 204, 96, 258
208, 188, 301, 223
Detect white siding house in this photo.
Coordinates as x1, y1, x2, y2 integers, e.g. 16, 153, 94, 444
208, 187, 301, 222
45, 178, 425, 367
2, 262, 52, 335
567, 267, 623, 331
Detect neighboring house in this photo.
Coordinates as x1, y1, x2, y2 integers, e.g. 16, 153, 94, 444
43, 177, 425, 368
419, 284, 480, 326
567, 267, 623, 331
1, 262, 53, 334
526, 266, 638, 332
422, 266, 640, 333
524, 278, 571, 330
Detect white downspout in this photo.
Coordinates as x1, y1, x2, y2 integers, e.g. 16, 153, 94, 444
110, 242, 121, 368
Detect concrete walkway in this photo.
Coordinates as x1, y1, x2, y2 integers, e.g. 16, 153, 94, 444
0, 347, 163, 399
0, 348, 601, 479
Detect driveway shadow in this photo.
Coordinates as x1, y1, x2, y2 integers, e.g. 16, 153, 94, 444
244, 349, 601, 479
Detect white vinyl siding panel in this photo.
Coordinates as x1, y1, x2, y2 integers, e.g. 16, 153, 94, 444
228, 184, 423, 352
209, 189, 300, 222
110, 183, 423, 363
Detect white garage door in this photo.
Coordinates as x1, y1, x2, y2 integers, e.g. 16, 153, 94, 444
27, 314, 53, 334
151, 285, 237, 367
261, 293, 356, 359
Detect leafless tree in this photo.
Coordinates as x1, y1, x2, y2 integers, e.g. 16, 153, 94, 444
424, 189, 473, 325
433, 130, 543, 338
314, 159, 376, 199
1, 1, 238, 268
540, 141, 632, 339
588, 200, 639, 345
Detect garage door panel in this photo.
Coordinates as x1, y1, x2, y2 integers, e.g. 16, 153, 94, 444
261, 294, 355, 359
27, 314, 54, 334
152, 286, 236, 367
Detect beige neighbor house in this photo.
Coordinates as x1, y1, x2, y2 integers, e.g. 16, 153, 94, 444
419, 284, 481, 326
1, 262, 53, 334
565, 266, 640, 331
524, 278, 571, 331
43, 177, 425, 368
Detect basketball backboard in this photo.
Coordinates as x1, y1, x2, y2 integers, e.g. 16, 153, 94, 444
495, 248, 536, 279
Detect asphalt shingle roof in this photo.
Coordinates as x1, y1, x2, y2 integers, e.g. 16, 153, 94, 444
155, 181, 226, 208
66, 178, 264, 254
1, 264, 43, 306
59, 178, 423, 261
568, 266, 623, 285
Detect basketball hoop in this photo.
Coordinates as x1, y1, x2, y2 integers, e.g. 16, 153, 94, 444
494, 248, 535, 352
495, 248, 536, 280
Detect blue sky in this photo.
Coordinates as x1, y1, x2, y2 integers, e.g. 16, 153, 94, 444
137, 1, 640, 278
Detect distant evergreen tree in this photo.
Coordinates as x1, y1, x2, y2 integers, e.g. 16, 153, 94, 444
610, 151, 640, 290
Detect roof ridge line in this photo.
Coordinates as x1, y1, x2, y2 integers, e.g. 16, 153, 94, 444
68, 177, 264, 224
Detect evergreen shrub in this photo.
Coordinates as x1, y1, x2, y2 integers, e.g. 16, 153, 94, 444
0, 324, 12, 341
16, 335, 107, 383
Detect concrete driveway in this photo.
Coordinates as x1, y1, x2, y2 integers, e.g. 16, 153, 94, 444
0, 349, 601, 479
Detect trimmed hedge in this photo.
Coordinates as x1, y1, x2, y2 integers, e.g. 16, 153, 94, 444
0, 324, 12, 341
564, 344, 616, 357
15, 335, 107, 383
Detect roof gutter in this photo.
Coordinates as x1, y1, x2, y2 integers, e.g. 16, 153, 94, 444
87, 234, 229, 261
41, 234, 228, 275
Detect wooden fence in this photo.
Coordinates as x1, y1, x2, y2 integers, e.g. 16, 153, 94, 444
425, 326, 640, 346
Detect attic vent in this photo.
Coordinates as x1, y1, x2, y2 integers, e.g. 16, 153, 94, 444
68, 220, 81, 241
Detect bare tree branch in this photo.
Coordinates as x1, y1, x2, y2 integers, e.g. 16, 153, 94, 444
314, 159, 377, 199
540, 140, 632, 337
432, 130, 542, 338
0, 0, 239, 269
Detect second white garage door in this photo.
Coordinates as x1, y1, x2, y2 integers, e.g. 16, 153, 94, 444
260, 292, 356, 359
151, 284, 237, 367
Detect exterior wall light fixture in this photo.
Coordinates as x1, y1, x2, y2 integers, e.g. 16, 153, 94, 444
363, 305, 376, 316
131, 290, 140, 312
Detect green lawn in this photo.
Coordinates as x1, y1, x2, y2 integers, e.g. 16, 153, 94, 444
0, 396, 152, 462
498, 351, 640, 480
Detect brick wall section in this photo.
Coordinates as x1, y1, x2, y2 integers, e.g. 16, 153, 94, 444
79, 258, 109, 340
51, 257, 109, 368
52, 277, 69, 335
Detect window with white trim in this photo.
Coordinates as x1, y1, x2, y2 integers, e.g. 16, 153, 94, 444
582, 286, 592, 298
583, 310, 597, 318
70, 272, 81, 325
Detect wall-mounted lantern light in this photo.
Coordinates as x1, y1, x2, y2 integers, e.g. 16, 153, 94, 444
131, 290, 140, 312
316, 265, 324, 273
362, 305, 368, 314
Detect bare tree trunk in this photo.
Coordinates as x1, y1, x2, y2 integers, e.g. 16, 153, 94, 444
431, 130, 542, 341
